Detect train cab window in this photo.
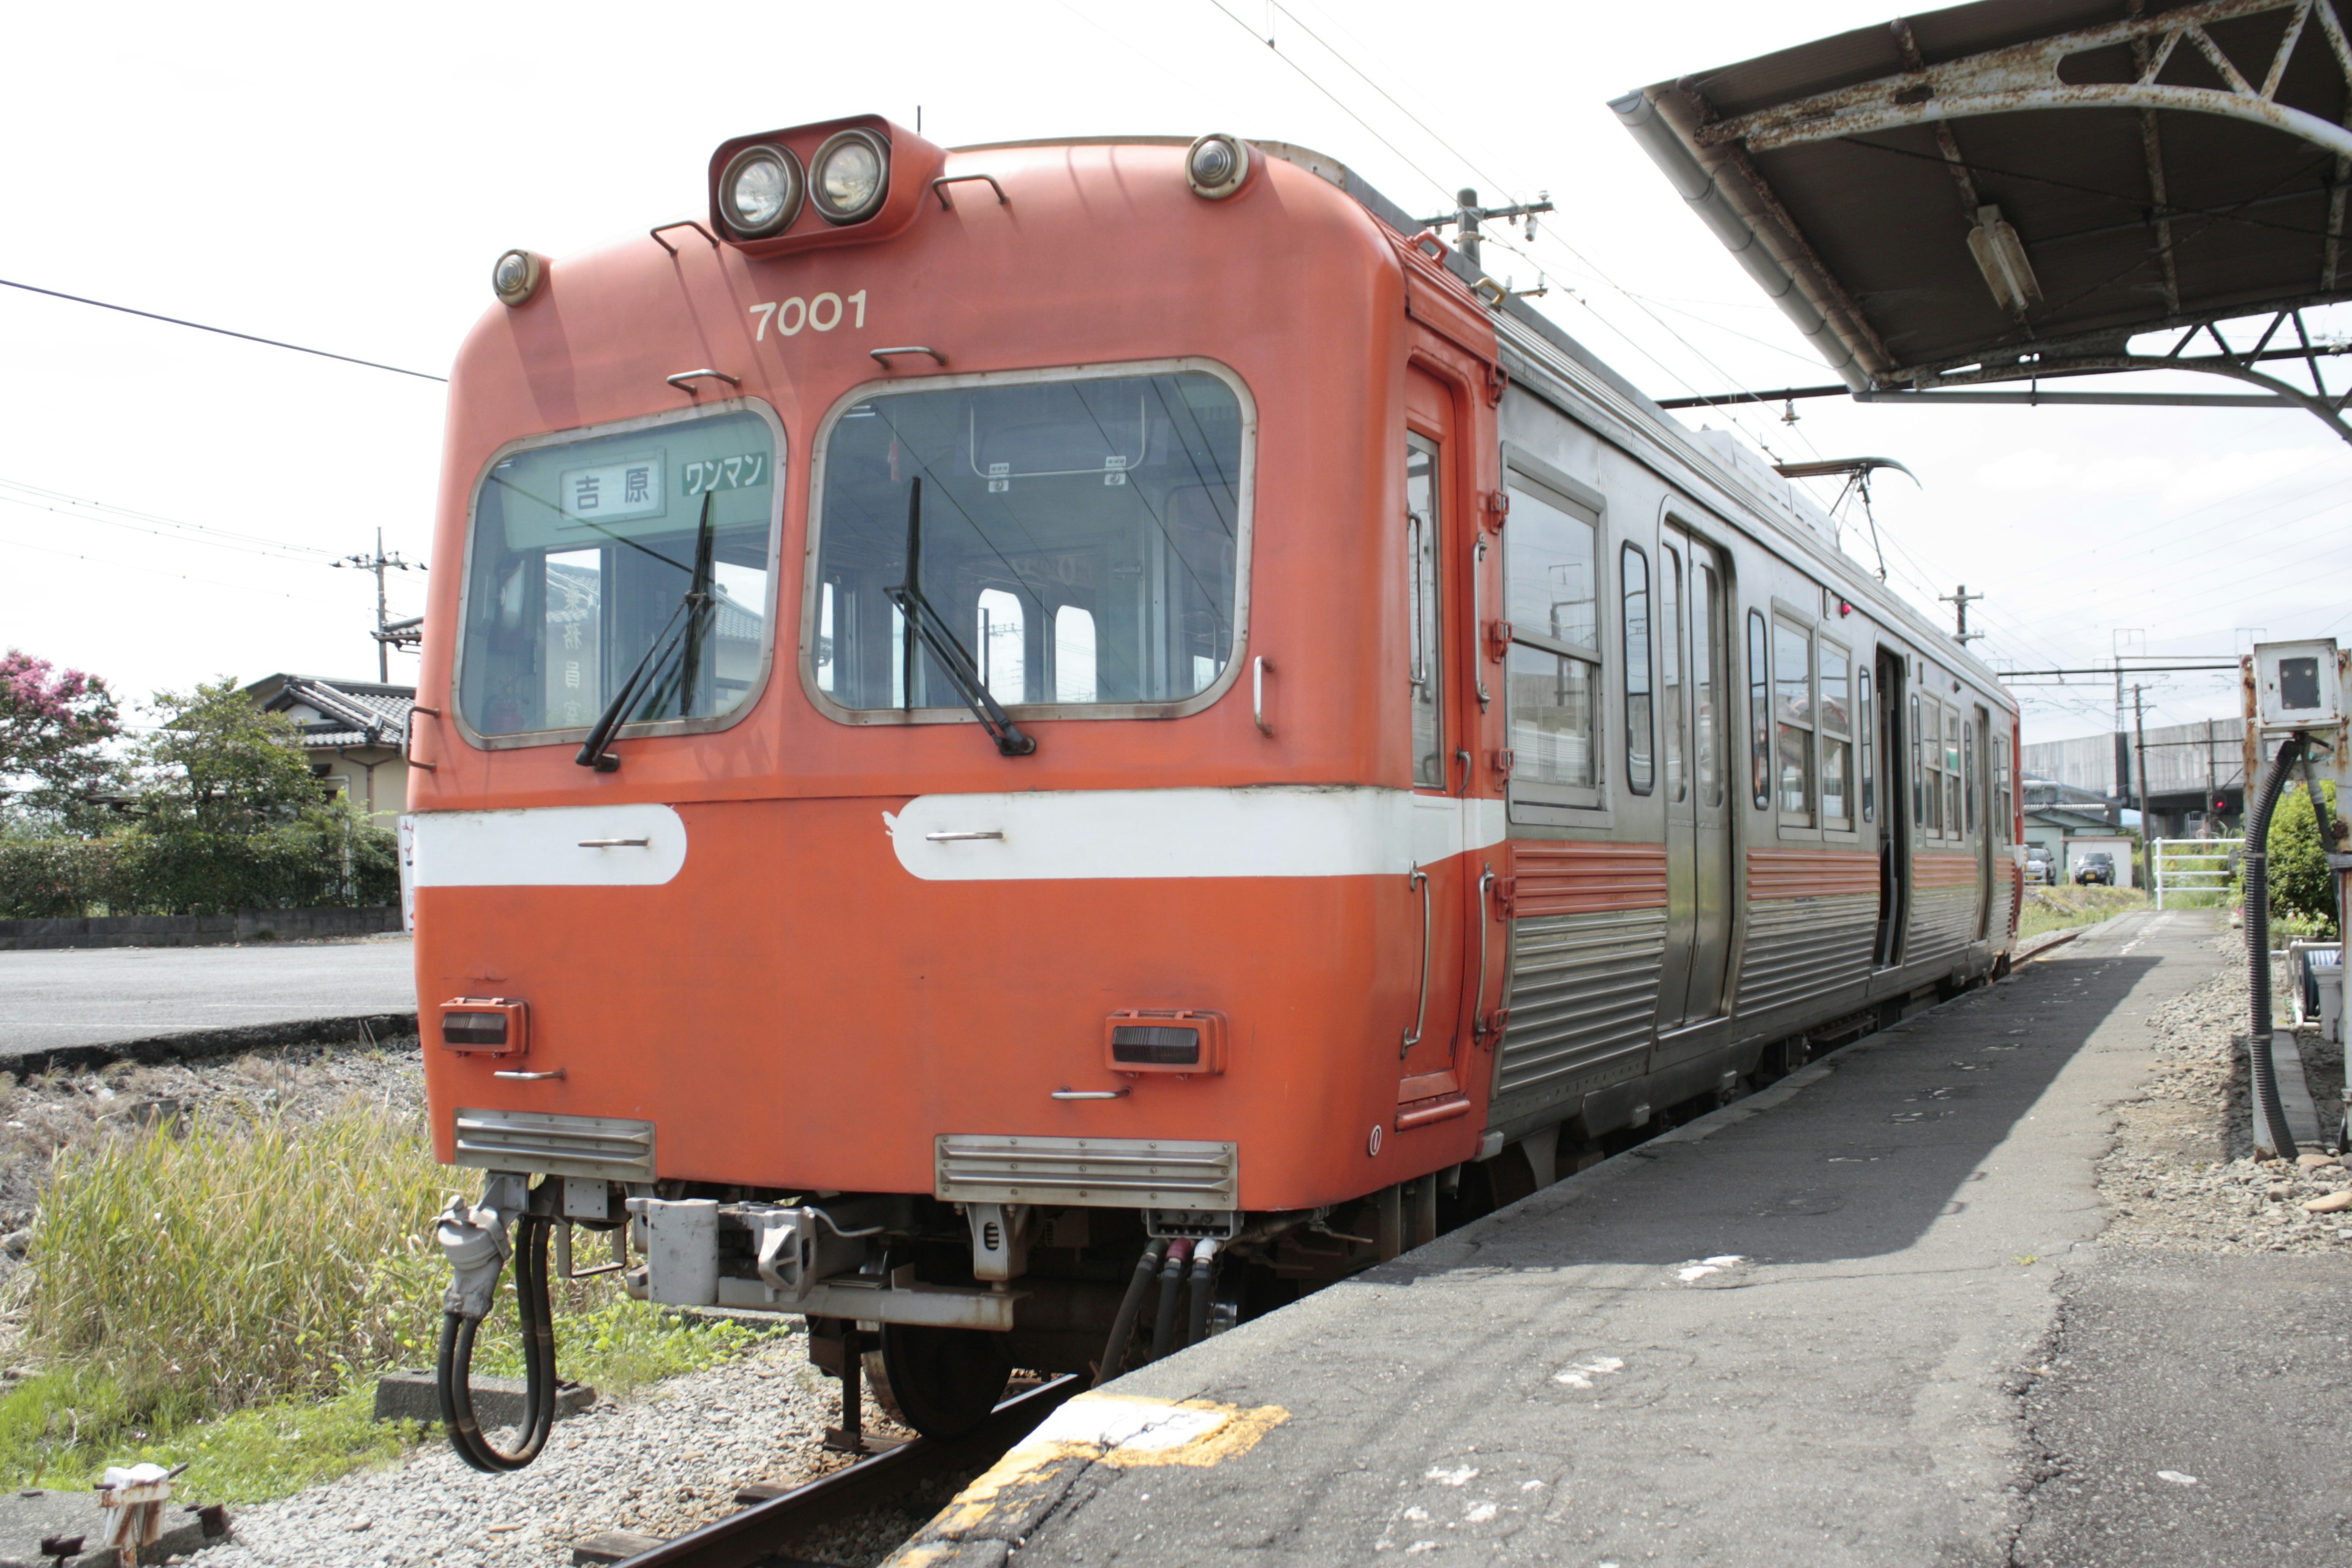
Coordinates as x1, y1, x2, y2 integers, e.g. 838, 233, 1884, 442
1621, 545, 1654, 794
809, 365, 1246, 718
1819, 638, 1852, 830
1054, 605, 1098, 703
1502, 480, 1600, 802
1772, 616, 1812, 825
1746, 610, 1770, 810
459, 404, 780, 742
1406, 435, 1444, 789
1858, 663, 1875, 823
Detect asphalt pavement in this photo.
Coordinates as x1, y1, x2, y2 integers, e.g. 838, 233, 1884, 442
889, 910, 2326, 1567
0, 937, 417, 1056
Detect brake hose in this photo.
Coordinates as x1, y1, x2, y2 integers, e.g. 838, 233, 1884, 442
1091, 1239, 1165, 1389
2245, 733, 2304, 1161
436, 1211, 559, 1472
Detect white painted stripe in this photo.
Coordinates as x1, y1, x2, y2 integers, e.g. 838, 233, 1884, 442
886, 786, 1507, 881
410, 804, 687, 888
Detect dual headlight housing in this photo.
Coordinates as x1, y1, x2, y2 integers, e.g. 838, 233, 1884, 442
713, 120, 905, 246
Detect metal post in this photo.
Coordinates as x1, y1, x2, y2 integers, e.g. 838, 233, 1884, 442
2133, 685, 2152, 891
1453, 189, 1483, 268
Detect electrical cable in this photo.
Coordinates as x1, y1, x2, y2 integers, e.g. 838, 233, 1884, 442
2244, 733, 2304, 1159
437, 1212, 558, 1473
0, 276, 447, 382
1092, 1239, 1166, 1388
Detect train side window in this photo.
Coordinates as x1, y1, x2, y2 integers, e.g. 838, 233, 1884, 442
1406, 435, 1444, 790
1659, 545, 1686, 802
1858, 663, 1875, 823
1502, 480, 1601, 802
1819, 638, 1852, 830
1621, 544, 1654, 795
1694, 562, 1722, 808
1910, 691, 1928, 827
1944, 708, 1963, 840
976, 589, 1025, 704
1747, 610, 1769, 811
1772, 616, 1813, 826
1994, 731, 2013, 842
1962, 719, 1978, 837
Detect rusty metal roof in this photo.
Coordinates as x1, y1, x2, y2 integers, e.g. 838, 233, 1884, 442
1614, 0, 2352, 423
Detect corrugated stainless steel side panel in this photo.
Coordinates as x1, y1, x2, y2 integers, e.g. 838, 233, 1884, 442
452, 1108, 656, 1182
1734, 892, 1877, 1015
1494, 908, 1667, 1096
935, 1134, 1237, 1210
1906, 885, 1978, 965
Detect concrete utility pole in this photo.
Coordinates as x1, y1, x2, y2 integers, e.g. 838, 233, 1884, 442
1939, 584, 1983, 645
1414, 187, 1555, 270
2133, 684, 2153, 891
336, 529, 419, 682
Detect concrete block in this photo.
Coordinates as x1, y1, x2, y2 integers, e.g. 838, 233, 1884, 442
371, 1370, 596, 1427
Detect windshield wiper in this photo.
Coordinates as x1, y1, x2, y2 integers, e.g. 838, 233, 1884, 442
884, 477, 1036, 757
575, 492, 716, 772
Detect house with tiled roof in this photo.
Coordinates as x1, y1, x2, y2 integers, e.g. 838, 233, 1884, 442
241, 674, 414, 824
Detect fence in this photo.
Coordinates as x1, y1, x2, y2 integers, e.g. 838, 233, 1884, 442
2152, 837, 2241, 910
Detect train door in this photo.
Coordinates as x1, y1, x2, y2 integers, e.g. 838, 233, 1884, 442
1399, 377, 1471, 1100
1873, 649, 1909, 967
1971, 703, 1994, 939
1656, 527, 1732, 1027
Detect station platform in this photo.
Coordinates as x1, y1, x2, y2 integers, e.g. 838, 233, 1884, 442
886, 910, 2223, 1567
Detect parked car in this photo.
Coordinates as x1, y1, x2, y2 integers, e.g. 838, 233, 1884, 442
2074, 851, 2115, 886
2025, 846, 2055, 885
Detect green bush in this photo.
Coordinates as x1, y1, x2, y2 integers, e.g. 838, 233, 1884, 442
0, 808, 398, 919
2264, 779, 2339, 939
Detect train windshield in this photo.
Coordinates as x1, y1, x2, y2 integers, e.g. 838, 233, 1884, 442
812, 368, 1245, 713
458, 407, 779, 739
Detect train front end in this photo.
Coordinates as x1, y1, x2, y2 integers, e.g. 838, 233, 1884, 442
411, 120, 1491, 1442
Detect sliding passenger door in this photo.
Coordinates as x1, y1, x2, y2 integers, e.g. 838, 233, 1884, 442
1656, 527, 1731, 1028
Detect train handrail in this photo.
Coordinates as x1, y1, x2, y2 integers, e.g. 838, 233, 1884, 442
1401, 869, 1430, 1057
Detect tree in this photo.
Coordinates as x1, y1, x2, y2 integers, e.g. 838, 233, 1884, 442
2266, 778, 2339, 939
0, 649, 124, 829
136, 678, 322, 834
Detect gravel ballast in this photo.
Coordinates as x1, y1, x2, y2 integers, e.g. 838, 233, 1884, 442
2095, 937, 2351, 1255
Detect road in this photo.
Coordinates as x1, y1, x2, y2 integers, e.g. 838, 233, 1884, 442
889, 910, 2352, 1566
0, 937, 417, 1055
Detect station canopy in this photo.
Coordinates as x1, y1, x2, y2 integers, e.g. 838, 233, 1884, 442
1613, 0, 2352, 440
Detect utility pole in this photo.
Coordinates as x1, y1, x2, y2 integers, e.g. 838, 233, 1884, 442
2133, 684, 2153, 891
335, 529, 421, 682
1414, 187, 1555, 270
1938, 584, 1983, 645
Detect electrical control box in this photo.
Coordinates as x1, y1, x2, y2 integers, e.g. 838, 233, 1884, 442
2252, 638, 2348, 739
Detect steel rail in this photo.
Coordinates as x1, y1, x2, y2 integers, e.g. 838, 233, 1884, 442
609, 1374, 1082, 1568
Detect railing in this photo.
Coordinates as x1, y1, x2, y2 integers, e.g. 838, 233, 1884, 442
2152, 836, 2242, 910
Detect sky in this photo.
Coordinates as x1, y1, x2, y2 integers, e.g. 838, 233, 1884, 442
2, 0, 2346, 747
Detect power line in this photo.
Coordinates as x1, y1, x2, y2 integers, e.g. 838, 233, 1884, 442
0, 277, 448, 383
0, 479, 344, 565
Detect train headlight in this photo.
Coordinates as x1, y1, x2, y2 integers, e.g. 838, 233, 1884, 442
719, 145, 805, 238
491, 249, 543, 306
810, 129, 890, 224
1185, 134, 1250, 199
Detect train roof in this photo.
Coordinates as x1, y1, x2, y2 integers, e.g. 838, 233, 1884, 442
1148, 135, 2018, 703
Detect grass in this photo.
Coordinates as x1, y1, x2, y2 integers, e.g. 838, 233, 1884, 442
2018, 884, 2150, 939
0, 1101, 769, 1501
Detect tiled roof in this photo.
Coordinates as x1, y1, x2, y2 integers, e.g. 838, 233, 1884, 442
249, 675, 416, 751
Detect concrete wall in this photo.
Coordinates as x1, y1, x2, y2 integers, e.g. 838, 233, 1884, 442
0, 906, 403, 951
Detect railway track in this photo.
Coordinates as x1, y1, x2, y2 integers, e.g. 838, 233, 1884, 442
579, 1375, 1082, 1568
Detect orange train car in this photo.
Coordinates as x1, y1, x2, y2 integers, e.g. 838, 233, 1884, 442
409, 119, 2022, 1462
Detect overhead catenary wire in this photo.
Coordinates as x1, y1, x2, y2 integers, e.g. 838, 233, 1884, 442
0, 276, 448, 383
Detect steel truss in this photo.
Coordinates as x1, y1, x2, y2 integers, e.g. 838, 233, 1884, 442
1683, 0, 2352, 443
